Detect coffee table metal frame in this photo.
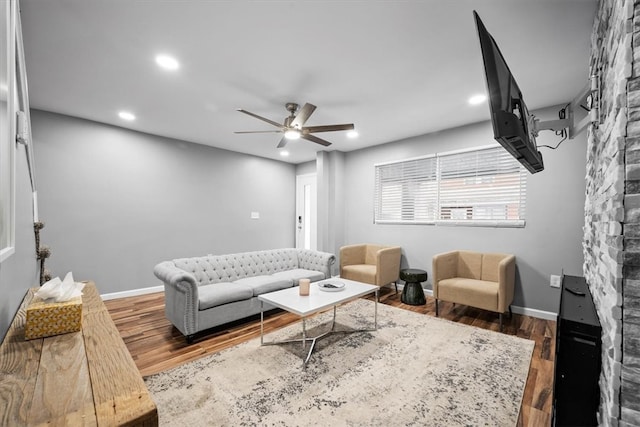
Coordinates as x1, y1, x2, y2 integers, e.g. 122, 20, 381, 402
258, 278, 379, 368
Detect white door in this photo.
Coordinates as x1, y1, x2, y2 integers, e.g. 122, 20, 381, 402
296, 173, 317, 250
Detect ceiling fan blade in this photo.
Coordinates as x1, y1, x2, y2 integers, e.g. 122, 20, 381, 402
234, 130, 283, 134
302, 133, 332, 147
290, 103, 316, 128
303, 123, 355, 133
277, 136, 288, 148
237, 109, 284, 129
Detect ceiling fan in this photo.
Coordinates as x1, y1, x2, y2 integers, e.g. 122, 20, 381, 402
235, 102, 355, 148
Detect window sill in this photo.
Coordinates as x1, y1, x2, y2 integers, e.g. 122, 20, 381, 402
374, 220, 525, 228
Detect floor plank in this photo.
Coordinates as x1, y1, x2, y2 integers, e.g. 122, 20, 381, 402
104, 287, 556, 424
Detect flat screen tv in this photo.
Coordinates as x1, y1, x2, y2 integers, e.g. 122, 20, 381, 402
474, 11, 544, 174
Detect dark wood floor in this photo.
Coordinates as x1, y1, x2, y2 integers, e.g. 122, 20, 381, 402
104, 287, 555, 426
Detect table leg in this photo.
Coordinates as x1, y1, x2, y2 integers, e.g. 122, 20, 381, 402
375, 289, 379, 330
260, 301, 264, 345
330, 306, 337, 331
302, 318, 306, 350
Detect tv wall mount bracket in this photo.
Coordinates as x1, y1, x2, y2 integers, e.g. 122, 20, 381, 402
532, 74, 600, 139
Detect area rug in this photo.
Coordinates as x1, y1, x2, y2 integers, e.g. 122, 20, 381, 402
144, 299, 534, 426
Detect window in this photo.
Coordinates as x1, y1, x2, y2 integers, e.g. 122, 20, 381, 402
374, 145, 527, 227
374, 155, 437, 224
0, 0, 15, 262
0, 1, 34, 263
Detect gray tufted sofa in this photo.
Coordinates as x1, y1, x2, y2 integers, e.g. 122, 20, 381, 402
153, 248, 336, 343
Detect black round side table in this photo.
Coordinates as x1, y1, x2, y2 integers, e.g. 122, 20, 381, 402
400, 268, 427, 306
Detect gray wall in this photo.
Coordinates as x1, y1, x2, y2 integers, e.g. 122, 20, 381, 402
27, 104, 586, 314
341, 106, 587, 313
317, 151, 346, 258
0, 142, 39, 340
32, 110, 296, 295
295, 161, 315, 176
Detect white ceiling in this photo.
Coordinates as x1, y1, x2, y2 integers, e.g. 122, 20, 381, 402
20, 0, 597, 164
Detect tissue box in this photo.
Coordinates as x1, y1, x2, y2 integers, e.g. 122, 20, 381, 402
25, 296, 83, 340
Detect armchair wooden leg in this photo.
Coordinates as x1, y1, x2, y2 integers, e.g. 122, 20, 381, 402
435, 299, 439, 316
499, 313, 503, 332
394, 281, 398, 294
509, 305, 513, 318
186, 334, 195, 344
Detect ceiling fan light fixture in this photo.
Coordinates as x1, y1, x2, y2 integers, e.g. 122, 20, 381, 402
284, 129, 301, 140
236, 102, 353, 148
155, 54, 180, 71
468, 94, 487, 105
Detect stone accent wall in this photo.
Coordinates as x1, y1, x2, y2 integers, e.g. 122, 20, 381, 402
624, 0, 640, 423
585, 0, 640, 425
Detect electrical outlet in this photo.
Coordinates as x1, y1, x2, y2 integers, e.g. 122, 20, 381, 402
550, 274, 561, 288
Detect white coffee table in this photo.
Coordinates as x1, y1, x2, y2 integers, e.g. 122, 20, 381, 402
258, 278, 379, 367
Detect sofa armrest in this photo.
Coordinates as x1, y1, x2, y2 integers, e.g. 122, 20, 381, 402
497, 255, 516, 312
432, 251, 459, 298
376, 246, 402, 286
153, 261, 199, 336
297, 249, 336, 280
153, 261, 197, 290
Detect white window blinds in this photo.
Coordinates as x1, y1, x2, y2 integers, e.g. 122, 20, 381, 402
374, 155, 437, 223
374, 145, 527, 227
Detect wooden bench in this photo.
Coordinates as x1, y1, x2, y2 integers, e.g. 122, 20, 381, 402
0, 282, 158, 426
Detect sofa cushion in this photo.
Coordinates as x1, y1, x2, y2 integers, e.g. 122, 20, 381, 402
234, 275, 293, 296
438, 277, 499, 312
271, 268, 326, 285
198, 282, 254, 310
341, 264, 376, 284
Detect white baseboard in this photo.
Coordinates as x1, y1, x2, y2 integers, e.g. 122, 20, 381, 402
510, 305, 557, 320
101, 283, 558, 320
396, 283, 557, 320
100, 285, 163, 301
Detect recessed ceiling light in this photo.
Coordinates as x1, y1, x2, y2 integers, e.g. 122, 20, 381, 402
280, 150, 290, 157
347, 130, 359, 139
155, 54, 180, 71
118, 111, 136, 121
468, 94, 487, 105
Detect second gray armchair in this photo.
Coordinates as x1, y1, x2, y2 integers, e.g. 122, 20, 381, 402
339, 244, 402, 292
